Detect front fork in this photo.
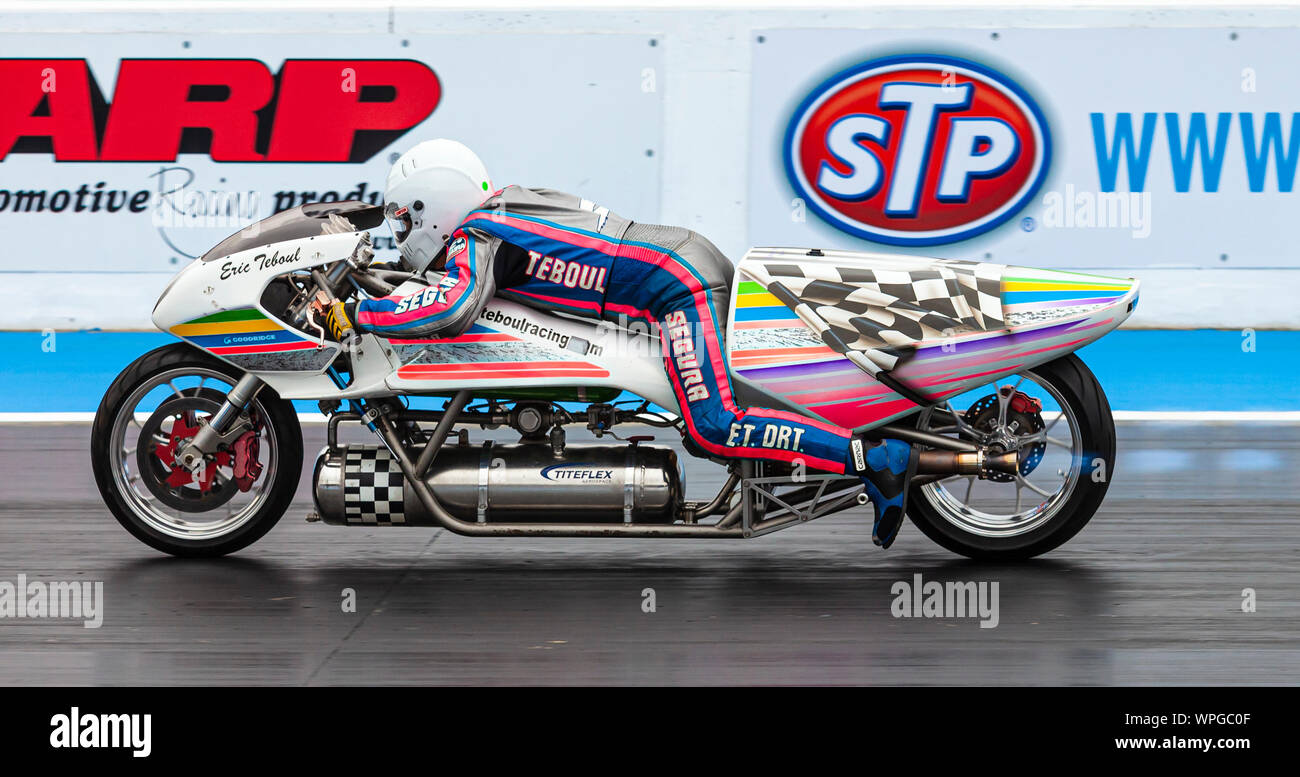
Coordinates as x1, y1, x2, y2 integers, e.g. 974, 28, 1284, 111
176, 373, 265, 471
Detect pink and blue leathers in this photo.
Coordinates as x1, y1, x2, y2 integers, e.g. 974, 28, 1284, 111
356, 186, 855, 475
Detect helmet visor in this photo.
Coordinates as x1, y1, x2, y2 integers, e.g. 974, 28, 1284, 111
384, 201, 413, 244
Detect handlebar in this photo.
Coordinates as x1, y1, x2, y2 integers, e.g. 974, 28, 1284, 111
289, 233, 380, 327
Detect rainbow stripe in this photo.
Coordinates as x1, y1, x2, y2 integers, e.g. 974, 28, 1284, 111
171, 308, 315, 355
1003, 271, 1134, 310
731, 345, 838, 368
389, 332, 519, 345
397, 361, 609, 381
170, 308, 279, 337
733, 281, 799, 322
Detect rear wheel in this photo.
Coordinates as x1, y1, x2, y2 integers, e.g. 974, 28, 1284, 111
91, 343, 303, 557
905, 354, 1115, 560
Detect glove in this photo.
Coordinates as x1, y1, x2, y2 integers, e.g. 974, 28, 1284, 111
310, 293, 356, 342
325, 300, 355, 341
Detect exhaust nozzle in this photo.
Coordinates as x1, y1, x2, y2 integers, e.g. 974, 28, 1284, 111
916, 450, 1020, 477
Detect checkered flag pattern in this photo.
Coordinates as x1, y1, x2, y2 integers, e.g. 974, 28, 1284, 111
741, 248, 1007, 375
932, 258, 1007, 331
343, 446, 406, 525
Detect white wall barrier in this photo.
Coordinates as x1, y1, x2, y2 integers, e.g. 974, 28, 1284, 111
1, 4, 1297, 329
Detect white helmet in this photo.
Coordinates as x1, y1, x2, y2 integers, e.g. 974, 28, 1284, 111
383, 139, 492, 273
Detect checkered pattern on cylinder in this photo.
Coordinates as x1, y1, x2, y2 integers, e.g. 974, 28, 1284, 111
343, 446, 406, 525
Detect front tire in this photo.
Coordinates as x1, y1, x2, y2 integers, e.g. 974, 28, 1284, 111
91, 343, 303, 557
905, 354, 1115, 560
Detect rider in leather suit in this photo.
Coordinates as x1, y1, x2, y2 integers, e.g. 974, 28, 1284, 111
323, 140, 917, 548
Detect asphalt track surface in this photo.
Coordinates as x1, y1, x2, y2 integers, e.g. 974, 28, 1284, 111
1, 421, 1297, 686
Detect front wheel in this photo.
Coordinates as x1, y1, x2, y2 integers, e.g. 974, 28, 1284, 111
91, 343, 303, 557
905, 354, 1115, 560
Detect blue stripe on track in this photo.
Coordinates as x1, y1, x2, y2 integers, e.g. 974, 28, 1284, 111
0, 329, 1296, 413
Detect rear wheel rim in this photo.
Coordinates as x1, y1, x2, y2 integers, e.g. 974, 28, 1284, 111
915, 369, 1083, 539
108, 367, 280, 542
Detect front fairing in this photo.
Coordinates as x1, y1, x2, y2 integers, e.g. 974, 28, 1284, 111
152, 231, 364, 376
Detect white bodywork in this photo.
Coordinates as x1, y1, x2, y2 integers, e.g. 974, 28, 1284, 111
153, 230, 679, 409
153, 230, 1136, 432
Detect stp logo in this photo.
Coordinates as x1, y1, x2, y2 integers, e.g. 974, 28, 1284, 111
784, 55, 1050, 246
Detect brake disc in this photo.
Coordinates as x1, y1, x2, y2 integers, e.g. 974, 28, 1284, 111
962, 387, 1046, 482
135, 389, 239, 512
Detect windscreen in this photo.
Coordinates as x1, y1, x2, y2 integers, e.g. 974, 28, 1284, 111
201, 201, 386, 262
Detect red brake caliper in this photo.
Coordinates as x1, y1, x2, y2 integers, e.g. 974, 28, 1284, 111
230, 421, 263, 493
1004, 387, 1046, 479
1007, 389, 1043, 416
153, 411, 231, 493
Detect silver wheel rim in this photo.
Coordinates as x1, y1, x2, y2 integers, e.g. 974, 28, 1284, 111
916, 369, 1083, 538
108, 367, 279, 542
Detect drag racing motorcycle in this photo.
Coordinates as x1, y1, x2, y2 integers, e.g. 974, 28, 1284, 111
92, 201, 1139, 559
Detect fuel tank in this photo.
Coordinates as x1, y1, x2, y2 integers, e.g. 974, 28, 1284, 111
313, 443, 682, 525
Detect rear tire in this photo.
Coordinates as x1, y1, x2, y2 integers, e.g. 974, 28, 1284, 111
91, 343, 303, 557
905, 354, 1115, 560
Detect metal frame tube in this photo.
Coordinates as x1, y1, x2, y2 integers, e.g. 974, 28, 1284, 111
414, 390, 472, 477
346, 397, 878, 539
873, 423, 979, 452
368, 406, 751, 538
683, 472, 740, 522
715, 501, 745, 529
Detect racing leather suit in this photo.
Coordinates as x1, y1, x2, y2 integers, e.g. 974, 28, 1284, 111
355, 186, 854, 474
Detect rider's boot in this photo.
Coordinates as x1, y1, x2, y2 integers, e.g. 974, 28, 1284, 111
849, 437, 919, 549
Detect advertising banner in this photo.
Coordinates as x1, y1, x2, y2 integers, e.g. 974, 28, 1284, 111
0, 32, 663, 277
750, 27, 1300, 270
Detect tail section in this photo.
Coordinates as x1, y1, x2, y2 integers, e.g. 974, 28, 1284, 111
726, 247, 1138, 430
